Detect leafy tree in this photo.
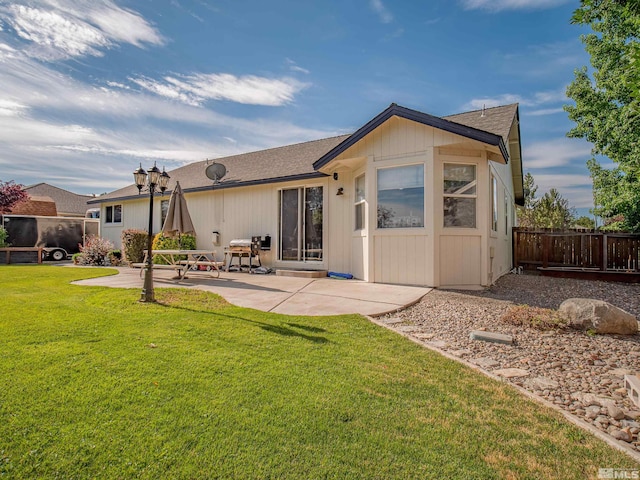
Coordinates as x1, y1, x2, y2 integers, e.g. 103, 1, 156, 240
575, 215, 596, 229
516, 174, 576, 229
0, 180, 28, 214
565, 0, 640, 232
535, 189, 576, 230
515, 173, 538, 228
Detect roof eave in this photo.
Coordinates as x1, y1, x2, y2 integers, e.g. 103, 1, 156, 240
313, 104, 508, 170
87, 172, 328, 204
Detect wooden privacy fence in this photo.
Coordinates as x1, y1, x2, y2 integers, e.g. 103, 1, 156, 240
513, 228, 640, 272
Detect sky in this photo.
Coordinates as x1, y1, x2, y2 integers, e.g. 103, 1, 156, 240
0, 0, 597, 215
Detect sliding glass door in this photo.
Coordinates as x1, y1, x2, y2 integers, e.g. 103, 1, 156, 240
279, 186, 323, 262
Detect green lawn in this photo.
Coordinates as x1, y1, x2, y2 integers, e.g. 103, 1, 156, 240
0, 266, 636, 479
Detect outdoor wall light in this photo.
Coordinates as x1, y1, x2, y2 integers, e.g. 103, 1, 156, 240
134, 162, 170, 303
333, 172, 339, 181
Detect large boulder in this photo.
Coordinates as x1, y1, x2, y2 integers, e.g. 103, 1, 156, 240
559, 298, 638, 335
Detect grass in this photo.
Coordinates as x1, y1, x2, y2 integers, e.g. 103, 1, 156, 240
0, 265, 637, 479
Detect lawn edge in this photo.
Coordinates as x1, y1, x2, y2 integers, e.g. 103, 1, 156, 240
367, 315, 640, 465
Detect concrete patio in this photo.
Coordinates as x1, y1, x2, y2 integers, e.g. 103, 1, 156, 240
73, 267, 431, 316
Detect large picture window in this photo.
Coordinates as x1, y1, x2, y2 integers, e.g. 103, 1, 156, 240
279, 186, 323, 262
105, 204, 122, 224
377, 165, 424, 229
443, 164, 476, 228
355, 174, 365, 231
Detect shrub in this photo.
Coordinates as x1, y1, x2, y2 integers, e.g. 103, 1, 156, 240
108, 250, 122, 267
0, 225, 9, 247
78, 235, 114, 266
501, 305, 569, 331
72, 252, 83, 265
151, 233, 196, 264
121, 229, 148, 265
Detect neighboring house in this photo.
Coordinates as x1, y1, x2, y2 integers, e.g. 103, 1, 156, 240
91, 103, 524, 288
24, 183, 93, 217
10, 195, 58, 216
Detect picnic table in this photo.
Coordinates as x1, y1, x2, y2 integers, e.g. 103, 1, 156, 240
135, 249, 224, 279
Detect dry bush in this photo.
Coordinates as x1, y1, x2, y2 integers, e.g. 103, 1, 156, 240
501, 305, 569, 331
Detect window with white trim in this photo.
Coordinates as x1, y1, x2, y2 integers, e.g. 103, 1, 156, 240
355, 174, 365, 231
377, 164, 424, 229
443, 163, 476, 228
105, 204, 122, 224
160, 199, 169, 227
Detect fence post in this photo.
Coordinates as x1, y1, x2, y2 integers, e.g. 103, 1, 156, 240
601, 234, 608, 271
542, 235, 550, 268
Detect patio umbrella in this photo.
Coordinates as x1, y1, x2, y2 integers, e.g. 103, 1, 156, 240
161, 181, 195, 249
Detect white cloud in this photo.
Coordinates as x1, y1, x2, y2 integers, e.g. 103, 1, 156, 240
285, 57, 310, 75
527, 108, 565, 116
533, 174, 594, 208
463, 88, 567, 111
0, 98, 28, 116
0, 0, 163, 60
524, 138, 592, 169
0, 50, 335, 194
369, 0, 393, 23
8, 5, 109, 58
132, 73, 309, 107
461, 0, 571, 12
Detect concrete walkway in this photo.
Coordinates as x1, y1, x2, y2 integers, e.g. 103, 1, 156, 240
73, 267, 431, 316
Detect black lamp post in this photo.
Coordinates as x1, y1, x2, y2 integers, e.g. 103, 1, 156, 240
133, 162, 170, 303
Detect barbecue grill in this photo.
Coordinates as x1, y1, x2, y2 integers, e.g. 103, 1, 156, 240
224, 237, 262, 272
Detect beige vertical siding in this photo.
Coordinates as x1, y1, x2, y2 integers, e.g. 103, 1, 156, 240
374, 235, 429, 285
439, 235, 482, 286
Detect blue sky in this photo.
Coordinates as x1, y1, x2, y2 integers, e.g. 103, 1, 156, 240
0, 0, 595, 214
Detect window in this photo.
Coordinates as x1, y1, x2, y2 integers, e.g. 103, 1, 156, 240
278, 186, 323, 262
160, 199, 169, 227
504, 191, 509, 235
491, 175, 498, 232
105, 204, 122, 224
355, 174, 365, 231
377, 164, 424, 229
443, 164, 476, 228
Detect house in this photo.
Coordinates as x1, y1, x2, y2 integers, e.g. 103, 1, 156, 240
22, 183, 94, 217
90, 103, 524, 288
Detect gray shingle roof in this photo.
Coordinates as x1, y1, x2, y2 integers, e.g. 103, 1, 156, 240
443, 103, 518, 147
25, 183, 92, 215
92, 135, 351, 203
92, 103, 521, 204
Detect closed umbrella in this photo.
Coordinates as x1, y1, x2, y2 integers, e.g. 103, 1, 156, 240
162, 181, 195, 249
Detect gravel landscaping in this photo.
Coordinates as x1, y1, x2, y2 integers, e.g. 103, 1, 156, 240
382, 272, 640, 451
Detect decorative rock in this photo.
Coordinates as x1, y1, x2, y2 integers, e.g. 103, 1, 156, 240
427, 340, 448, 349
469, 330, 514, 345
626, 411, 640, 420
585, 406, 600, 420
609, 368, 634, 377
558, 298, 638, 335
607, 404, 626, 421
494, 368, 530, 378
527, 377, 560, 390
471, 357, 500, 369
610, 428, 633, 442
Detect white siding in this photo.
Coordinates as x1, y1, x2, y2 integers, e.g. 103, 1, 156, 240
439, 235, 482, 286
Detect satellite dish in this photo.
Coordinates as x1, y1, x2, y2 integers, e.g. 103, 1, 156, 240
205, 162, 227, 184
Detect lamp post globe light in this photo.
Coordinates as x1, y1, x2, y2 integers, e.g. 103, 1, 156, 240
133, 162, 170, 303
